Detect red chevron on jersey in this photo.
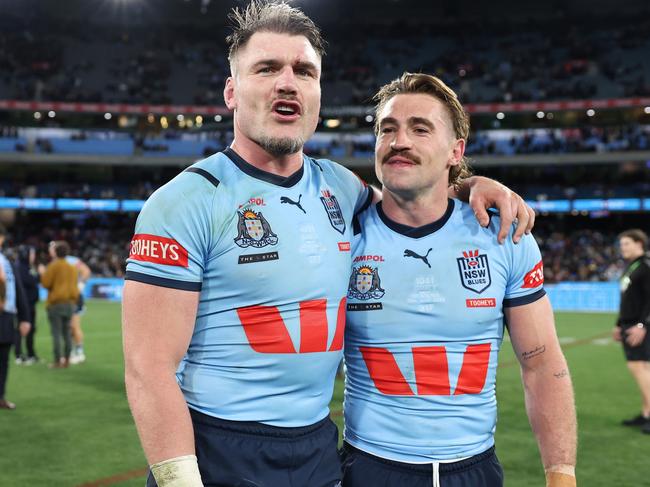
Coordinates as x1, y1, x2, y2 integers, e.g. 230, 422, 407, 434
129, 234, 188, 267
523, 260, 544, 288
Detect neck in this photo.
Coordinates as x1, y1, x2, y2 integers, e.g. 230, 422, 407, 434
230, 136, 304, 177
627, 251, 645, 262
381, 186, 450, 227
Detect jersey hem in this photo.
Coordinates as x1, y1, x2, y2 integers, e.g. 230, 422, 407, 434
343, 436, 492, 463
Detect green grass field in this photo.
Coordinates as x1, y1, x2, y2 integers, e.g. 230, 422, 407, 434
1, 302, 647, 486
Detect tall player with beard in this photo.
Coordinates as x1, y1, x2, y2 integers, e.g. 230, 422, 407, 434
122, 3, 536, 487
342, 73, 577, 487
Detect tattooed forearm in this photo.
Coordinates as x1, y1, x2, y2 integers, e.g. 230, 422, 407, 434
554, 369, 569, 379
521, 345, 546, 360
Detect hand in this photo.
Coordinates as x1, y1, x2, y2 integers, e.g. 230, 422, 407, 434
612, 327, 622, 342
625, 324, 646, 347
466, 176, 535, 244
37, 264, 46, 275
18, 321, 31, 337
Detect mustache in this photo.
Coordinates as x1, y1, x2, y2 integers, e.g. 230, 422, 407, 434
381, 150, 421, 165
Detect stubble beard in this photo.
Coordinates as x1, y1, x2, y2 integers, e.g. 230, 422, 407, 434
256, 135, 305, 157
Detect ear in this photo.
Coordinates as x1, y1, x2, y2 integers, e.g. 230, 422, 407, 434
449, 138, 465, 167
224, 77, 237, 111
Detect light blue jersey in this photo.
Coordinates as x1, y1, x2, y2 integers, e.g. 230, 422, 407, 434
344, 199, 545, 462
126, 148, 370, 427
0, 252, 16, 314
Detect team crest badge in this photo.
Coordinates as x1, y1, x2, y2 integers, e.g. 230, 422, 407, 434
234, 209, 278, 248
457, 249, 491, 294
320, 189, 346, 235
348, 266, 385, 300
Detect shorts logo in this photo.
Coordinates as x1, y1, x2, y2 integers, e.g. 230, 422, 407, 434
320, 189, 346, 235
466, 298, 496, 308
234, 209, 278, 248
523, 260, 544, 288
348, 265, 385, 300
457, 249, 491, 294
129, 234, 188, 267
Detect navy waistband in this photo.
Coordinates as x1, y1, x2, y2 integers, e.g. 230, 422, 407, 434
189, 408, 332, 439
343, 442, 496, 474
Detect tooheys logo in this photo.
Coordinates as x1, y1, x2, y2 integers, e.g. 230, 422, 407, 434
129, 234, 189, 267
523, 260, 544, 288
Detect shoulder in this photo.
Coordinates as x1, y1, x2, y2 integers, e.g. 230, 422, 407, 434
309, 157, 363, 186
141, 154, 230, 215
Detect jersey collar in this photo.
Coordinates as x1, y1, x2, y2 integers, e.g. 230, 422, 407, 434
223, 147, 304, 188
376, 198, 455, 238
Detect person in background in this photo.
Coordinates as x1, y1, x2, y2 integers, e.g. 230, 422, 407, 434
14, 245, 40, 365
64, 252, 91, 364
40, 240, 79, 369
613, 229, 650, 434
0, 224, 31, 409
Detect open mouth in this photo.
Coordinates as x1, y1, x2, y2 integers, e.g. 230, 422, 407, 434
272, 100, 301, 118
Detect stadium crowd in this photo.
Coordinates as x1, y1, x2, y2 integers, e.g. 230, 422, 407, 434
2, 124, 650, 160
2, 13, 650, 105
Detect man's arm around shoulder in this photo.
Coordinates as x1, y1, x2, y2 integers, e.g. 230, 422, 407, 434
122, 280, 203, 486
505, 296, 577, 487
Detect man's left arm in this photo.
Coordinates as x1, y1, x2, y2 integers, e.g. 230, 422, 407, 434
506, 295, 577, 487
451, 175, 535, 244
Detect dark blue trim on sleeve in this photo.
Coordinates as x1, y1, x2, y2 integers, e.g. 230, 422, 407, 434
125, 271, 202, 291
353, 186, 374, 235
503, 288, 546, 308
185, 167, 221, 189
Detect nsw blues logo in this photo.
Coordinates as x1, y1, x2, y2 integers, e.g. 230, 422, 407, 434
320, 189, 346, 235
234, 209, 278, 248
457, 249, 491, 294
348, 265, 385, 300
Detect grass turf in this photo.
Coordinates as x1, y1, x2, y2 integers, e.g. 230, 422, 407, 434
1, 303, 647, 486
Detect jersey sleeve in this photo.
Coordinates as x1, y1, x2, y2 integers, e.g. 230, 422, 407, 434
125, 173, 215, 291
347, 171, 373, 215
503, 232, 546, 307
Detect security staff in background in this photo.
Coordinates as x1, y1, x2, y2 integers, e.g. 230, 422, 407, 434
0, 224, 31, 409
613, 229, 650, 434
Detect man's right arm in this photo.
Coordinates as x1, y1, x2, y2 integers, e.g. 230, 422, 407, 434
122, 280, 199, 467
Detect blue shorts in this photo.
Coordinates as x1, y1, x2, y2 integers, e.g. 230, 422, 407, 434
341, 442, 503, 487
146, 408, 342, 487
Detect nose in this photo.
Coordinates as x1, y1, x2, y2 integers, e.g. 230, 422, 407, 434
275, 66, 298, 96
389, 128, 412, 151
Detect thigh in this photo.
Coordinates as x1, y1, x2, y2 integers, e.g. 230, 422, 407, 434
0, 312, 14, 344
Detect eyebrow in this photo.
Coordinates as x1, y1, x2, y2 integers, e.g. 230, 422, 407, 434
250, 59, 319, 74
379, 116, 435, 130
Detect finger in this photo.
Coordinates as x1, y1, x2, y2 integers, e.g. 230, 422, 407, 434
497, 195, 515, 244
525, 205, 536, 234
512, 197, 530, 244
469, 195, 491, 228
